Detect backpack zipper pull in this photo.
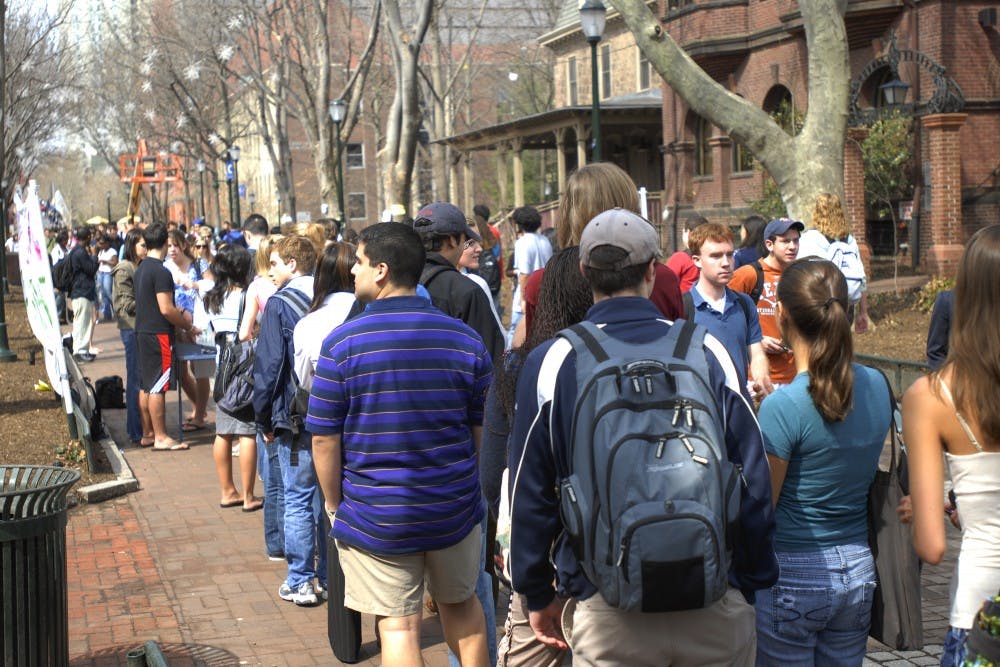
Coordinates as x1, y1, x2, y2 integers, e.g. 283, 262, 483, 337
631, 376, 641, 394
736, 463, 749, 489
655, 439, 665, 458
645, 376, 654, 394
685, 403, 695, 428
616, 537, 628, 567
680, 434, 694, 454
671, 404, 681, 426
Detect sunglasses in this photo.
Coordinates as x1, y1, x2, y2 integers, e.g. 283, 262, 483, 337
194, 244, 207, 248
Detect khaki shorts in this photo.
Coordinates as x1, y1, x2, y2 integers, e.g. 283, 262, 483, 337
337, 526, 481, 617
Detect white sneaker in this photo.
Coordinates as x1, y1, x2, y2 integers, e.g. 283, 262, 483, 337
315, 580, 328, 602
278, 581, 318, 606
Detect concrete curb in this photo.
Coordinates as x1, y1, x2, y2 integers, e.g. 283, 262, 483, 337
76, 434, 139, 503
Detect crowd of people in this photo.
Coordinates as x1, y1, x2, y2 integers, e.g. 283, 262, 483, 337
37, 163, 999, 666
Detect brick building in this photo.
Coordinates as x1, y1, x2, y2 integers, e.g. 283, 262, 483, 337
447, 0, 999, 275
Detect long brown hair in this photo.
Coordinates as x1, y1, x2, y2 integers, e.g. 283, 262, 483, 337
310, 242, 357, 312
811, 192, 850, 241
557, 163, 640, 249
777, 258, 854, 421
935, 224, 1000, 442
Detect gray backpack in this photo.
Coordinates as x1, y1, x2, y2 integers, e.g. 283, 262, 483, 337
556, 319, 740, 613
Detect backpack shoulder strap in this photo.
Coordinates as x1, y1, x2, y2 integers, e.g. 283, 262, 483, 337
420, 264, 451, 289
273, 287, 310, 318
560, 321, 610, 364
727, 288, 752, 328
749, 260, 764, 304
682, 291, 695, 321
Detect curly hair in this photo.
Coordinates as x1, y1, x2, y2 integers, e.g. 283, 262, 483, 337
495, 246, 593, 417
811, 193, 850, 241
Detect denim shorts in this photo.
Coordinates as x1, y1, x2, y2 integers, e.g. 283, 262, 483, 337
755, 543, 877, 667
940, 627, 968, 667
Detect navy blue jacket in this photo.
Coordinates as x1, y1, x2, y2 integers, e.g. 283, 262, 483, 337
926, 290, 953, 371
253, 283, 311, 435
507, 297, 778, 611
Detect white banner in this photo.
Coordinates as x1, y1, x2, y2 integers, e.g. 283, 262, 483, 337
15, 181, 73, 417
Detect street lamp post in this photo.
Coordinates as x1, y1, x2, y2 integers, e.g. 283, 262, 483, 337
580, 0, 606, 162
225, 158, 234, 225
328, 99, 347, 224
276, 191, 282, 220
248, 192, 256, 213
106, 190, 112, 225
196, 159, 206, 220
228, 146, 241, 225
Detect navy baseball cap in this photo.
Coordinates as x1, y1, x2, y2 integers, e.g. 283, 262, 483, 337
764, 217, 804, 239
412, 202, 481, 242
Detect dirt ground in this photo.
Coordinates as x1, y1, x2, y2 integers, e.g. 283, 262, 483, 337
0, 283, 932, 493
0, 287, 115, 488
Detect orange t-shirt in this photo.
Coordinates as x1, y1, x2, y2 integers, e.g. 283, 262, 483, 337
730, 260, 796, 385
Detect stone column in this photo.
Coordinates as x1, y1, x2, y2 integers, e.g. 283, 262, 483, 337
844, 127, 871, 264
512, 138, 525, 207
920, 113, 967, 277
576, 123, 588, 167
555, 128, 568, 196
463, 153, 474, 215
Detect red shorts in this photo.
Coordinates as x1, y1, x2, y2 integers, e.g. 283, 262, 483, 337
137, 333, 174, 393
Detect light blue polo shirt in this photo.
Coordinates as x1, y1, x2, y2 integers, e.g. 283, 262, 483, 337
689, 286, 762, 389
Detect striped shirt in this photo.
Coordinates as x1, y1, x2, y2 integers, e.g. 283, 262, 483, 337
306, 295, 492, 554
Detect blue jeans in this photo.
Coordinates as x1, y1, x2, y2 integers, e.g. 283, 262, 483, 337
97, 272, 113, 320
506, 310, 523, 350
755, 543, 877, 667
448, 512, 497, 667
119, 329, 142, 442
258, 432, 285, 558
276, 431, 327, 588
940, 627, 968, 667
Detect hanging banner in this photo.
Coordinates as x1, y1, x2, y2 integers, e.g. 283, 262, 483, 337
15, 180, 73, 417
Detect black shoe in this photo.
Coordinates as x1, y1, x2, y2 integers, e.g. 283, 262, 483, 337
73, 353, 96, 363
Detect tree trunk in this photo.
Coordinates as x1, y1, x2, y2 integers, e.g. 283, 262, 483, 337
609, 0, 850, 223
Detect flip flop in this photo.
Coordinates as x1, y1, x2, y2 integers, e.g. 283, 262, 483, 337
242, 501, 264, 513
181, 422, 207, 433
219, 500, 243, 508
138, 438, 155, 448
152, 442, 190, 451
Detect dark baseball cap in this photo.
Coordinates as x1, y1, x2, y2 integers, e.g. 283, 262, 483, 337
412, 202, 481, 242
764, 217, 805, 239
580, 208, 661, 270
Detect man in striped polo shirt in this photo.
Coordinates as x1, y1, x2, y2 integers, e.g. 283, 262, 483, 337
308, 222, 492, 667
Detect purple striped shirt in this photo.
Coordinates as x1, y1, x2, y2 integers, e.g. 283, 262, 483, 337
306, 295, 491, 554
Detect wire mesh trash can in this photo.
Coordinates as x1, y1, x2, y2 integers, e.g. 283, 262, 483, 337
1, 465, 80, 666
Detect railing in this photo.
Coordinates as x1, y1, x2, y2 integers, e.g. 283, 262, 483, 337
855, 354, 931, 397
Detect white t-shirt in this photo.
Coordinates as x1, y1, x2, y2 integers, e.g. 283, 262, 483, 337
463, 270, 503, 332
292, 291, 357, 391
50, 245, 66, 264
98, 248, 117, 273
511, 232, 553, 314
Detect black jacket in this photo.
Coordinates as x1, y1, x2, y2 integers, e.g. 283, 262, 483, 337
420, 253, 504, 365
69, 245, 98, 301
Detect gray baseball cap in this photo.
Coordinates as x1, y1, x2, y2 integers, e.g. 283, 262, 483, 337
580, 208, 661, 270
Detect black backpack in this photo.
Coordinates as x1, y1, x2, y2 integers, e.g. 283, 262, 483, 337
476, 250, 502, 295
748, 260, 765, 304
53, 257, 74, 293
94, 375, 126, 409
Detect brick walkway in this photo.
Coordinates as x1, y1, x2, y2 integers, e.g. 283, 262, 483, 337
64, 319, 957, 666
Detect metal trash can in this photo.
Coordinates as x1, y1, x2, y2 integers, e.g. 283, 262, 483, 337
0, 465, 80, 666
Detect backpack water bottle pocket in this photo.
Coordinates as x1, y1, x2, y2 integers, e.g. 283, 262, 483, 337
560, 476, 592, 562
616, 499, 725, 613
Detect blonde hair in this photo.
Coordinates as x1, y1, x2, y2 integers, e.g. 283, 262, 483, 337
811, 193, 850, 241
557, 163, 640, 249
281, 222, 327, 257
255, 235, 283, 277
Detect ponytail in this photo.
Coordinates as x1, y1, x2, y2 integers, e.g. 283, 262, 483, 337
778, 259, 854, 421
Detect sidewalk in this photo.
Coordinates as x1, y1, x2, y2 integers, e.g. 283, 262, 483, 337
65, 319, 957, 666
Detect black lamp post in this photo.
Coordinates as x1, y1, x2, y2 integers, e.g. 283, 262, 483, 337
228, 146, 241, 225
248, 192, 256, 213
328, 99, 347, 223
580, 0, 606, 162
196, 158, 206, 220
106, 190, 112, 224
276, 191, 281, 220
225, 157, 234, 225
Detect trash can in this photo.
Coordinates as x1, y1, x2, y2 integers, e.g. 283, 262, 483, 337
0, 465, 80, 666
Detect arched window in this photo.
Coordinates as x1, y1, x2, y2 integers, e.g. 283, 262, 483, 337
762, 85, 801, 136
